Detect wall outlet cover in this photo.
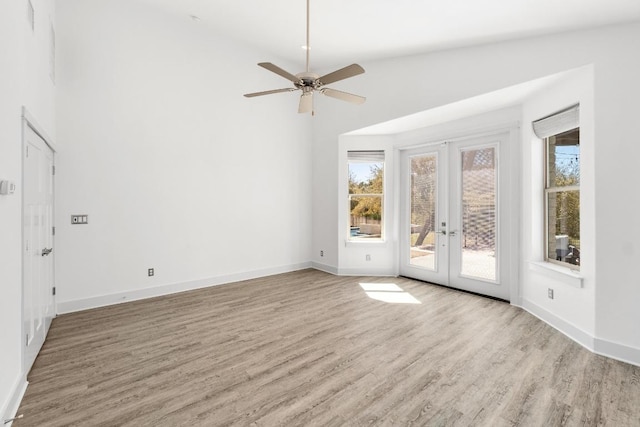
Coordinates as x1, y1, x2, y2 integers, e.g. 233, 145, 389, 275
0, 180, 16, 195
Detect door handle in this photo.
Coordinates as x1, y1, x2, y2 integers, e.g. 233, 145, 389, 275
438, 230, 447, 235
41, 248, 53, 256
448, 231, 458, 237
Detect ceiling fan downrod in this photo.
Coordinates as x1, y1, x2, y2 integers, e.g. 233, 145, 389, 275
306, 0, 310, 73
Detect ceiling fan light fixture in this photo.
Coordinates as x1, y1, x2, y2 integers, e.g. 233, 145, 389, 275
243, 0, 366, 114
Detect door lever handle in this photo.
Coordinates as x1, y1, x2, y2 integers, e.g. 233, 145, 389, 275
438, 230, 447, 235
448, 231, 458, 237
41, 248, 53, 256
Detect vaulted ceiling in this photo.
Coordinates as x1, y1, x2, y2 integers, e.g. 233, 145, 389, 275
136, 0, 640, 68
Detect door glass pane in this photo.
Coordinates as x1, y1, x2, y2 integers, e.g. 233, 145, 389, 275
410, 154, 437, 269
460, 147, 496, 281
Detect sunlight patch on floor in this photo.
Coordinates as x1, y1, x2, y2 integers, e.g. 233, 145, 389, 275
359, 283, 422, 304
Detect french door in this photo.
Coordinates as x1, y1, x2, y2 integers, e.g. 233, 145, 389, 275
400, 133, 510, 301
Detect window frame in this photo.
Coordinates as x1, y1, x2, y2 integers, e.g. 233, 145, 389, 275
543, 128, 580, 270
347, 151, 385, 242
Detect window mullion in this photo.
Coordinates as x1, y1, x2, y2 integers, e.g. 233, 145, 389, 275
546, 185, 580, 193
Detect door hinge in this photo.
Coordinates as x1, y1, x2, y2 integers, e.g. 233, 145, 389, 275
52, 226, 56, 236
52, 286, 56, 296
26, 146, 29, 158
52, 165, 56, 175
26, 334, 29, 346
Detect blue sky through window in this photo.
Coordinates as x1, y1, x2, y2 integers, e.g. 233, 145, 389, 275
555, 145, 579, 168
350, 162, 382, 184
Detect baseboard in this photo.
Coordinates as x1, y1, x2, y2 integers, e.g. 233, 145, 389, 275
594, 337, 640, 367
519, 298, 640, 367
310, 261, 339, 275
311, 262, 396, 277
1, 374, 27, 427
519, 298, 595, 352
510, 295, 523, 307
57, 262, 312, 314
336, 266, 396, 276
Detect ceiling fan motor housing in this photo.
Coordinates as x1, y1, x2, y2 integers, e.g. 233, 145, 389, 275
295, 72, 321, 90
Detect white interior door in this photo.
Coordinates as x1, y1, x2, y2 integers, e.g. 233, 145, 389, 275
400, 133, 510, 301
23, 124, 55, 373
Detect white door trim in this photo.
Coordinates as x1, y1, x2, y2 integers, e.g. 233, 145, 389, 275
21, 107, 56, 377
22, 107, 57, 152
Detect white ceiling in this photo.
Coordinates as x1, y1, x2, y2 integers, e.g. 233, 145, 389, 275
136, 0, 640, 69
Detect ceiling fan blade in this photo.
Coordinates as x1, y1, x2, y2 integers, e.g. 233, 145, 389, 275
244, 88, 296, 98
298, 92, 313, 114
258, 62, 300, 84
321, 88, 366, 104
318, 64, 365, 86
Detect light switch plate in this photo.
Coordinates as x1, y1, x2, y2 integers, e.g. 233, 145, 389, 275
0, 180, 16, 195
71, 215, 88, 224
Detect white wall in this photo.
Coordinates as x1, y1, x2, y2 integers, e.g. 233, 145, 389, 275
592, 35, 640, 356
55, 0, 312, 311
0, 1, 24, 419
0, 0, 56, 420
521, 67, 596, 345
312, 22, 640, 363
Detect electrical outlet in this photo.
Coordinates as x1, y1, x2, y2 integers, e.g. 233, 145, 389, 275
320, 250, 324, 257
148, 268, 154, 277
366, 254, 371, 261
548, 288, 554, 299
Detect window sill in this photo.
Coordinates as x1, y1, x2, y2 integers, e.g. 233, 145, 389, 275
528, 261, 583, 288
345, 239, 388, 248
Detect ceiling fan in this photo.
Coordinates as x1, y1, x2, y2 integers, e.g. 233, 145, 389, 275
244, 0, 366, 114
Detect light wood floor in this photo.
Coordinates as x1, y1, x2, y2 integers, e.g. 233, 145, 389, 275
15, 269, 640, 426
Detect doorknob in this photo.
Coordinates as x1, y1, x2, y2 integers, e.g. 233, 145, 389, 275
41, 248, 53, 256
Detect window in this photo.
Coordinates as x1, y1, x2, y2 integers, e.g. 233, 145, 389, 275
534, 105, 580, 268
348, 151, 384, 240
545, 128, 580, 267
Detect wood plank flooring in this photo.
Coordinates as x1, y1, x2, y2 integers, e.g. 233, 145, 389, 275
14, 269, 640, 426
